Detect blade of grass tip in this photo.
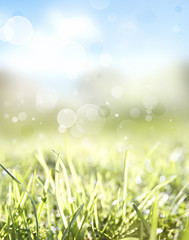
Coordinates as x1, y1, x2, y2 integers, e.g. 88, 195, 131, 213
149, 194, 159, 240
146, 142, 161, 157
139, 175, 176, 210
91, 218, 97, 240
47, 194, 51, 228
63, 135, 81, 193
62, 204, 84, 240
123, 150, 128, 219
9, 206, 16, 239
22, 210, 33, 240
0, 164, 39, 239
76, 190, 98, 239
36, 147, 55, 191
94, 227, 112, 240
0, 223, 7, 237
55, 153, 68, 228
171, 184, 187, 208
53, 150, 75, 216
20, 174, 33, 207
98, 214, 111, 239
37, 170, 51, 221
140, 221, 144, 240
59, 159, 74, 215
132, 202, 150, 235
94, 202, 99, 230
76, 209, 88, 240
8, 183, 12, 206
31, 170, 36, 197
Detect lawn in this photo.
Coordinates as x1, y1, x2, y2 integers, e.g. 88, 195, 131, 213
0, 119, 188, 239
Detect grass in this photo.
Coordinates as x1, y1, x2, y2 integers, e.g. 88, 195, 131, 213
0, 119, 189, 239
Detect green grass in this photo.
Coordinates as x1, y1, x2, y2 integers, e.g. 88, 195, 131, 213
0, 120, 189, 239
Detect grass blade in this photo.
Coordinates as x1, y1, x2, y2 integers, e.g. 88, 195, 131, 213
62, 204, 84, 240
149, 195, 159, 240
0, 164, 39, 239
123, 150, 128, 219
132, 202, 150, 235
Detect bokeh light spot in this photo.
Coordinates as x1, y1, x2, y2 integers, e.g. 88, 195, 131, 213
3, 16, 33, 45
35, 89, 58, 114
130, 107, 141, 119
57, 108, 76, 128
153, 102, 165, 116
76, 104, 105, 135
175, 6, 182, 13
18, 112, 27, 121
58, 125, 67, 133
145, 115, 152, 122
142, 95, 157, 110
111, 86, 123, 98
4, 113, 9, 119
12, 116, 18, 123
99, 105, 110, 118
71, 124, 83, 138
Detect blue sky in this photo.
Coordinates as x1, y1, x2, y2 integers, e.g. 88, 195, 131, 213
0, 0, 188, 80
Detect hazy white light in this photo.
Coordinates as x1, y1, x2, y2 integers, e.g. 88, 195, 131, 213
18, 112, 27, 121
100, 53, 112, 67
130, 108, 141, 118
49, 12, 100, 41
111, 86, 123, 98
35, 89, 58, 113
2, 35, 86, 76
3, 16, 33, 45
57, 108, 76, 128
89, 0, 111, 10
58, 17, 98, 41
60, 41, 87, 74
76, 104, 105, 135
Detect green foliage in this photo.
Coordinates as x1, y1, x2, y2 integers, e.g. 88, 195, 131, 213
0, 124, 188, 239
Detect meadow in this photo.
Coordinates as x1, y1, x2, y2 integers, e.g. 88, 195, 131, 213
0, 118, 188, 240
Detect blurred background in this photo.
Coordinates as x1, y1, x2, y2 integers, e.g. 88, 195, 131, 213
0, 0, 189, 141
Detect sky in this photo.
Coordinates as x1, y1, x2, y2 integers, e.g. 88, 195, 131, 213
0, 0, 189, 82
